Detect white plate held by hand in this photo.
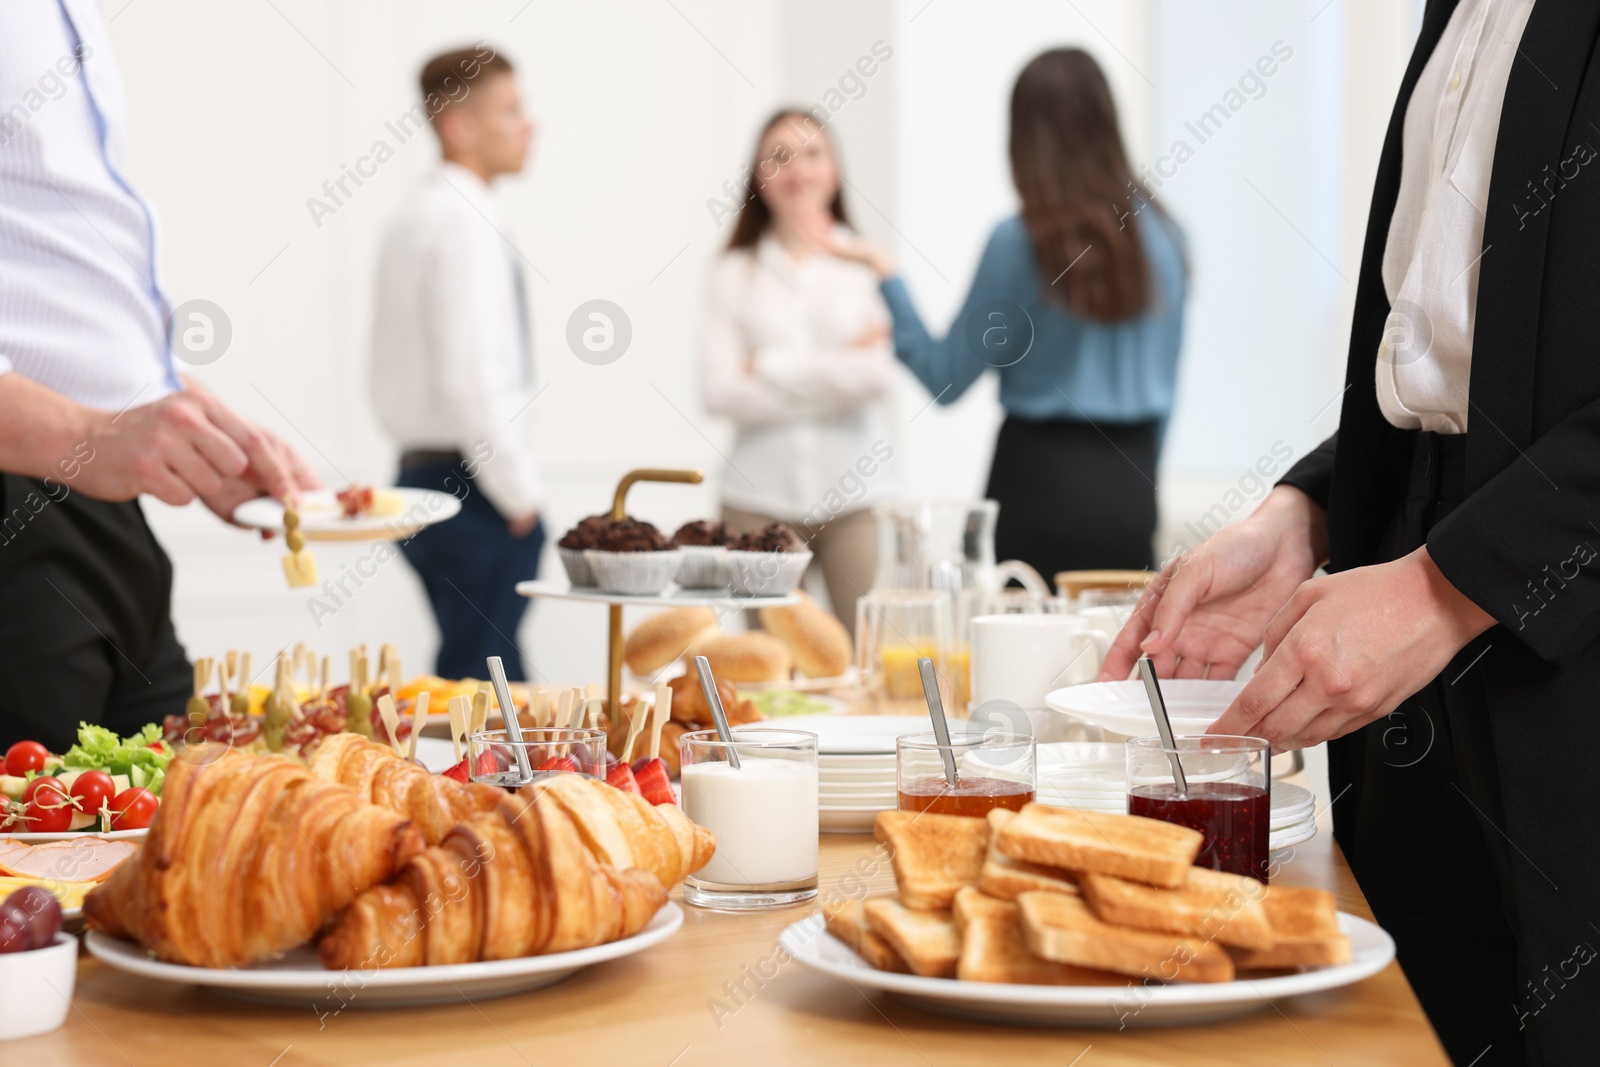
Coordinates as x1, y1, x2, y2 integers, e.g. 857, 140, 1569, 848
232, 488, 461, 542
1044, 679, 1246, 737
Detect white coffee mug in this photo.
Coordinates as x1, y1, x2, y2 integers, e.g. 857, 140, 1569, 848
969, 614, 1110, 714
1075, 604, 1133, 647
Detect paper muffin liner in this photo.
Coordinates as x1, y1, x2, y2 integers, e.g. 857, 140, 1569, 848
559, 547, 596, 587
584, 549, 683, 595
674, 545, 730, 588
726, 549, 813, 596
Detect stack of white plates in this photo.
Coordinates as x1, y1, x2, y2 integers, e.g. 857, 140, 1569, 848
1268, 781, 1318, 850
1033, 743, 1318, 850
779, 715, 931, 833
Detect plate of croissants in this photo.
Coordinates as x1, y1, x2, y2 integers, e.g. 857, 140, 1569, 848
82, 735, 714, 1006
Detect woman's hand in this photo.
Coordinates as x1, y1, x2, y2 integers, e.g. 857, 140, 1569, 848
1099, 486, 1328, 682
1207, 546, 1495, 749
795, 209, 897, 278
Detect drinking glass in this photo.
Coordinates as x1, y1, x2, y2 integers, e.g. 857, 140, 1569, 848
466, 727, 608, 787
1126, 735, 1270, 881
680, 728, 819, 910
896, 729, 1035, 817
856, 589, 961, 711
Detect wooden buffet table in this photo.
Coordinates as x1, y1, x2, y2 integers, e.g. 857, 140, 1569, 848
28, 827, 1445, 1066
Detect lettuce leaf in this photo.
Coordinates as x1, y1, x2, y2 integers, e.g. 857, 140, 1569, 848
60, 721, 171, 795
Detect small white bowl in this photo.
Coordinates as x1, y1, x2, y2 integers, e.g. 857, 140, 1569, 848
0, 932, 77, 1040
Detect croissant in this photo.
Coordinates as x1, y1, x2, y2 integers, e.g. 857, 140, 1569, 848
309, 732, 502, 844
84, 745, 424, 968
525, 773, 715, 889
319, 778, 714, 969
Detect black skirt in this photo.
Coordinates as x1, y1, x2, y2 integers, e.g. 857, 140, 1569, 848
984, 414, 1158, 579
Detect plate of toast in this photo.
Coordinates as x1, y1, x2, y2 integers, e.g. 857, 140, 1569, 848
787, 805, 1393, 1027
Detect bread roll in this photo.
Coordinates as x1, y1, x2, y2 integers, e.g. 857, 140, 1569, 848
689, 631, 792, 683
760, 592, 852, 678
624, 607, 720, 675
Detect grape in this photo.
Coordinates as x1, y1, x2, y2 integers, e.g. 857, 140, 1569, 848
0, 886, 62, 952
0, 905, 29, 954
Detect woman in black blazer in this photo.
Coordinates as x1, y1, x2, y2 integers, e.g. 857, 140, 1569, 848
1104, 2, 1600, 1064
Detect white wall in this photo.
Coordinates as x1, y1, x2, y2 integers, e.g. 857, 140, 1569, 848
105, 0, 1418, 690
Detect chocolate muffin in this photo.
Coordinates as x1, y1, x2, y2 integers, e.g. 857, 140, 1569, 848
672, 519, 732, 547
558, 512, 614, 550
731, 522, 805, 552
592, 518, 671, 553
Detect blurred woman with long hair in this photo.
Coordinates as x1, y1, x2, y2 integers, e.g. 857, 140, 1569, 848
824, 48, 1187, 579
700, 110, 898, 635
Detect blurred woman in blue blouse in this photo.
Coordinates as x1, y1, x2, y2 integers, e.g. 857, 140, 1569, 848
822, 48, 1187, 579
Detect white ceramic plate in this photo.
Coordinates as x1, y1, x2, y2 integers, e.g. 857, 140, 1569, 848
516, 580, 798, 609
2, 828, 148, 844
739, 668, 859, 693
411, 736, 457, 773
781, 911, 1393, 1027
1269, 819, 1318, 851
819, 808, 880, 834
1043, 680, 1246, 738
818, 799, 896, 812
819, 781, 898, 797
86, 902, 683, 1007
233, 488, 462, 542
776, 715, 936, 755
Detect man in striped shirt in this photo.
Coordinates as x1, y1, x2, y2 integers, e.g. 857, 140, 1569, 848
0, 0, 316, 751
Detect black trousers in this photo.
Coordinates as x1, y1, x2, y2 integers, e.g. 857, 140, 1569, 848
396, 459, 544, 682
985, 414, 1158, 580
1331, 433, 1595, 1067
0, 473, 191, 752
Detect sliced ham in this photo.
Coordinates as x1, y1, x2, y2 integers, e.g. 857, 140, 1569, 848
0, 838, 139, 882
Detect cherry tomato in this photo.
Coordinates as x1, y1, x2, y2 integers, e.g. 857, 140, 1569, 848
146, 740, 167, 753
21, 776, 67, 807
69, 771, 116, 821
3, 741, 49, 778
108, 787, 158, 831
23, 796, 72, 833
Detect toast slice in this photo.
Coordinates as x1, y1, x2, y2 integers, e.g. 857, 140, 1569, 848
823, 898, 909, 973
996, 805, 1202, 888
863, 896, 961, 978
874, 809, 989, 910
1017, 890, 1235, 983
1079, 867, 1274, 949
953, 887, 1127, 986
981, 810, 1080, 900
1227, 886, 1351, 969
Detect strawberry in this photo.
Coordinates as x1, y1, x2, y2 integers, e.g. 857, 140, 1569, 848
631, 757, 675, 806
441, 750, 498, 782
537, 755, 580, 774
605, 761, 642, 794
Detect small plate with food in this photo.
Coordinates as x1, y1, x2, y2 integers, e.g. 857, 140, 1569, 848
2, 728, 165, 842
232, 486, 462, 542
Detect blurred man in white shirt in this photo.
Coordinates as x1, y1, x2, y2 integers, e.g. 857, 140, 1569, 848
370, 47, 544, 680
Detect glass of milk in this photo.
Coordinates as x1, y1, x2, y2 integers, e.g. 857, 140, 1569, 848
680, 728, 819, 910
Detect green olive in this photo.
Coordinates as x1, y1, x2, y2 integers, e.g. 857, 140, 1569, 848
186, 694, 209, 726
283, 509, 300, 530
345, 693, 373, 737
286, 530, 306, 553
